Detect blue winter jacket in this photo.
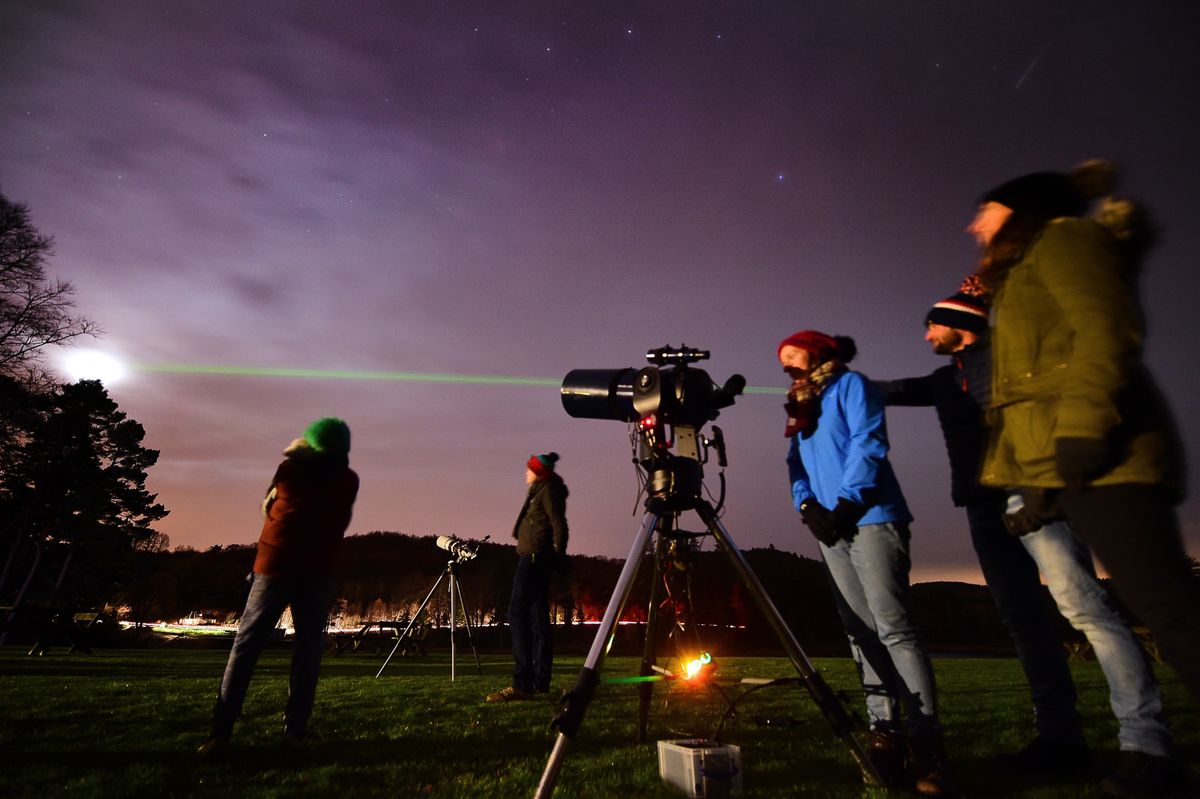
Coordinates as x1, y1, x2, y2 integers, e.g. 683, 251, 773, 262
786, 370, 913, 526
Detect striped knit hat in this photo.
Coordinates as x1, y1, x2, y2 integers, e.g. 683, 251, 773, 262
925, 275, 990, 334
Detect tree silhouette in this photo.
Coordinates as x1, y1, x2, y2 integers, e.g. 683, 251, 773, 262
0, 191, 98, 389
0, 380, 168, 626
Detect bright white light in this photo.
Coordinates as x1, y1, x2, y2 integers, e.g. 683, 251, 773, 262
60, 349, 129, 385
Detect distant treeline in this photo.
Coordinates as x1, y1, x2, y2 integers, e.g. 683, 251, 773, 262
117, 531, 1102, 655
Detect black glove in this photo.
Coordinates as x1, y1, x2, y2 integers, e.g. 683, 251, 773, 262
800, 500, 840, 547
1003, 506, 1043, 537
1003, 488, 1061, 537
1055, 437, 1111, 488
830, 497, 868, 539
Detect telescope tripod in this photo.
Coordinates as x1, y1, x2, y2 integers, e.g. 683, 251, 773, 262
376, 556, 482, 680
534, 497, 880, 798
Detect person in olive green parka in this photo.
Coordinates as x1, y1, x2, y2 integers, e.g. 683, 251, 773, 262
982, 209, 1183, 496
971, 161, 1196, 798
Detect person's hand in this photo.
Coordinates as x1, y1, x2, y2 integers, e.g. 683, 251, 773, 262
1003, 507, 1043, 536
800, 500, 840, 547
830, 497, 867, 538
1003, 488, 1061, 537
1056, 437, 1111, 488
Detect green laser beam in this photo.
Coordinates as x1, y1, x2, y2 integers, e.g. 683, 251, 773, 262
132, 362, 786, 394
134, 363, 560, 386
604, 674, 667, 684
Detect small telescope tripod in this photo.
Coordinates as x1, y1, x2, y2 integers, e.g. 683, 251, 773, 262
376, 556, 482, 680
534, 457, 880, 797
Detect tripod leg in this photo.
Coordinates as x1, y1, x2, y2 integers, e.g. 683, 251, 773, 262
450, 572, 484, 675
694, 501, 882, 787
534, 510, 659, 799
450, 563, 458, 681
376, 569, 448, 678
638, 522, 671, 743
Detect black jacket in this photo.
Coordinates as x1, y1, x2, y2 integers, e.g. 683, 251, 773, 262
877, 339, 1001, 507
512, 476, 569, 557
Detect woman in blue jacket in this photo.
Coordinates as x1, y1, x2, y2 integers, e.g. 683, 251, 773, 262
779, 329, 952, 797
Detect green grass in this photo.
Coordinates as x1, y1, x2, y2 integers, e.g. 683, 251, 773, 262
0, 646, 1195, 798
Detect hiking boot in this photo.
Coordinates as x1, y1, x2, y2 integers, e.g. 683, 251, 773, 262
998, 736, 1092, 775
486, 686, 534, 703
909, 731, 959, 798
1100, 751, 1188, 799
196, 736, 229, 759
865, 729, 909, 789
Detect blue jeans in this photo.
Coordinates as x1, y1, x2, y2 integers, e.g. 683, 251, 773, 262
966, 493, 1083, 744
820, 522, 940, 735
211, 573, 332, 738
510, 555, 553, 692
1007, 493, 1171, 757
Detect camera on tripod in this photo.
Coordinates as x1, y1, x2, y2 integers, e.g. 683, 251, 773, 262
561, 345, 745, 511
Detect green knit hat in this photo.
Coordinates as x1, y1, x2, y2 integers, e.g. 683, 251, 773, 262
302, 417, 351, 455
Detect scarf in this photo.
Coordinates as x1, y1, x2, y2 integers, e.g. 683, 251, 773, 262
784, 360, 845, 438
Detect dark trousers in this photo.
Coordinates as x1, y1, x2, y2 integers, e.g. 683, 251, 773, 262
212, 574, 332, 738
510, 554, 553, 693
966, 494, 1083, 744
1059, 484, 1200, 706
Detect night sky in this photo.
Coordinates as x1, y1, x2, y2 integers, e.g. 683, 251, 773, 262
2, 2, 1197, 581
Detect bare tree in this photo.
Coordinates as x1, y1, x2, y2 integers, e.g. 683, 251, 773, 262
1, 191, 99, 388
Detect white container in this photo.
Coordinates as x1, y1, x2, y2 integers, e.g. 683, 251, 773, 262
657, 739, 743, 797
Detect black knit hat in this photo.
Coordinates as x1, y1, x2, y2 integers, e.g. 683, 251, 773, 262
980, 171, 1088, 219
925, 275, 990, 334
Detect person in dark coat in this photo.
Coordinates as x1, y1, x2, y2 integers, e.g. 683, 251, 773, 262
487, 452, 569, 702
879, 281, 1173, 782
198, 418, 359, 756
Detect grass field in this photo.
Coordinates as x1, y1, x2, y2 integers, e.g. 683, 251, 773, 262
1, 646, 1196, 798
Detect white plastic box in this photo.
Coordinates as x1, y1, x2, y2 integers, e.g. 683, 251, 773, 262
657, 739, 743, 797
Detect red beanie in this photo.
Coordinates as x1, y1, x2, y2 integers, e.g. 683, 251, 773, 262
777, 330, 840, 361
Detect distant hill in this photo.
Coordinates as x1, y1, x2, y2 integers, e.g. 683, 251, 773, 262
119, 531, 1059, 655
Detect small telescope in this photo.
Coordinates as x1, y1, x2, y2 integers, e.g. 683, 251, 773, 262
436, 534, 487, 562
379, 533, 490, 680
